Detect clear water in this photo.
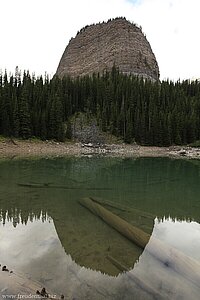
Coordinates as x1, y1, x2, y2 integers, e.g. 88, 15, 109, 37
0, 156, 200, 299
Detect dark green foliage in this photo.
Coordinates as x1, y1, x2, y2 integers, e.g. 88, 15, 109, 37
66, 119, 72, 139
18, 73, 32, 139
0, 66, 200, 145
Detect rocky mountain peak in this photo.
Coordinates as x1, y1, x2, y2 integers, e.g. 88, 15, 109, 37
56, 17, 159, 81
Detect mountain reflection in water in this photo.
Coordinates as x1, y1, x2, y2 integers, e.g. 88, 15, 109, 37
0, 157, 200, 299
1, 214, 200, 300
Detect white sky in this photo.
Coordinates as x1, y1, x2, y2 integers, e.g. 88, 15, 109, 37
0, 0, 200, 81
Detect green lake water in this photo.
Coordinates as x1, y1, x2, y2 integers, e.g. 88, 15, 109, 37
0, 156, 200, 299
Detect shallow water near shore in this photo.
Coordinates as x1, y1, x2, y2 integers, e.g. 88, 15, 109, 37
0, 156, 200, 299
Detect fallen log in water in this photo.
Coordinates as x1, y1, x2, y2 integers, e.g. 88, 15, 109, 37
0, 267, 63, 299
17, 183, 112, 191
146, 236, 200, 289
90, 196, 127, 212
79, 197, 200, 289
107, 254, 129, 272
107, 255, 165, 300
79, 197, 150, 249
90, 196, 154, 219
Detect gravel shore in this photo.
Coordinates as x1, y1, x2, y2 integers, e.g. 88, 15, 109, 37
0, 138, 199, 159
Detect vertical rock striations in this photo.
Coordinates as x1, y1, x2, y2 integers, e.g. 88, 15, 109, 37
56, 17, 159, 81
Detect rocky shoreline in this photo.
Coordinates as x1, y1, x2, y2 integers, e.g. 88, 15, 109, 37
0, 139, 200, 159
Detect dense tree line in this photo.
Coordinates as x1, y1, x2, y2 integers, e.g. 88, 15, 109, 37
0, 66, 200, 146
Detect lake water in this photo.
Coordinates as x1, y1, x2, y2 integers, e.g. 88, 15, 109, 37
0, 156, 200, 299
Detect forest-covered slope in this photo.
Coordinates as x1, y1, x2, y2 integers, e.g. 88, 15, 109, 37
0, 67, 199, 146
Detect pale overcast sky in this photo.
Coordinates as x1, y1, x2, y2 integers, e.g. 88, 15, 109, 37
0, 0, 200, 81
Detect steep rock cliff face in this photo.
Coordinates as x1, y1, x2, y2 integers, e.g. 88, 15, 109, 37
56, 18, 159, 80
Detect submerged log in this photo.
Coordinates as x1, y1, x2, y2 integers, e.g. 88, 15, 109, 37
107, 255, 164, 300
0, 267, 62, 299
79, 197, 200, 289
79, 197, 150, 249
90, 196, 154, 219
90, 196, 127, 212
17, 183, 112, 191
146, 237, 200, 289
107, 254, 129, 272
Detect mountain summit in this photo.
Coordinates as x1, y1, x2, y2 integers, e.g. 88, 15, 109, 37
56, 17, 159, 81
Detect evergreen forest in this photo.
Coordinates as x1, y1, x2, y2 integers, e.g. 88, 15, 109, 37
0, 66, 200, 146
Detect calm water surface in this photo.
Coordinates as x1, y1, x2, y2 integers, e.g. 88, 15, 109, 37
0, 156, 200, 299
